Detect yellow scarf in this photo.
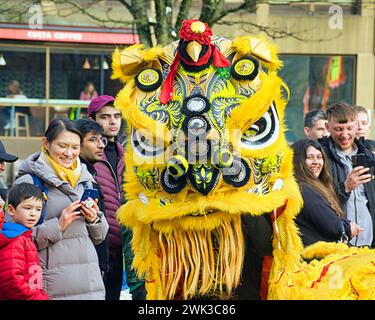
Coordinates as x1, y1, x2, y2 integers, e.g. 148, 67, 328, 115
41, 147, 82, 188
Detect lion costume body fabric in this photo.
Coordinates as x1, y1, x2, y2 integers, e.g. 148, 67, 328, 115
113, 20, 375, 300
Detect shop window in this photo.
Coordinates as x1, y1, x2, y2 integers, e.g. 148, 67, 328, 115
279, 54, 355, 142
0, 46, 45, 136
50, 49, 113, 100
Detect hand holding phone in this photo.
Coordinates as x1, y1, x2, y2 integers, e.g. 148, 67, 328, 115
81, 188, 99, 202
345, 154, 373, 192
80, 189, 100, 223
351, 153, 367, 168
80, 188, 99, 210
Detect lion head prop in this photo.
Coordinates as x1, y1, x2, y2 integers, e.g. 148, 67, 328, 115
113, 20, 375, 300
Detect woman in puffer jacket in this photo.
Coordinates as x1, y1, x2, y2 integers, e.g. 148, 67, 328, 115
15, 119, 109, 300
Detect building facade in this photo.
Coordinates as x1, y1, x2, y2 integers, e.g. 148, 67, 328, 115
0, 0, 374, 184
213, 0, 374, 140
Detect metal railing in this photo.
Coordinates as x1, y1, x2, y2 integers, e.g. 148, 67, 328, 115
0, 98, 89, 137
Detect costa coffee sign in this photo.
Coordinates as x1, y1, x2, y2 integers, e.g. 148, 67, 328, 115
0, 26, 139, 44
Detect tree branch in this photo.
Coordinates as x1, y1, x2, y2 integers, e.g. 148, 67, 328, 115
117, 0, 134, 16
217, 19, 343, 43
132, 0, 153, 47
53, 0, 133, 26
211, 0, 256, 25
175, 0, 192, 31
200, 0, 256, 26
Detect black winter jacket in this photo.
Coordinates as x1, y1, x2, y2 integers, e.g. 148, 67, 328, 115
295, 183, 351, 247
319, 136, 375, 247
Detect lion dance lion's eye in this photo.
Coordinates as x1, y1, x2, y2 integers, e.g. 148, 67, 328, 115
240, 102, 280, 150
131, 128, 165, 157
231, 56, 259, 81
135, 68, 163, 92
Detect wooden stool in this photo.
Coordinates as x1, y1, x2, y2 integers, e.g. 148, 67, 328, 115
15, 112, 30, 137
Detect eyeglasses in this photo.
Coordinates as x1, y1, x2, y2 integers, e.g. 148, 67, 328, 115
88, 136, 108, 147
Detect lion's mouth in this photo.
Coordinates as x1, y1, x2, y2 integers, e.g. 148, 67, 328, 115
187, 207, 219, 217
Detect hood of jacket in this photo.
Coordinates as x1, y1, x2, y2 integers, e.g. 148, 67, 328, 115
0, 222, 30, 249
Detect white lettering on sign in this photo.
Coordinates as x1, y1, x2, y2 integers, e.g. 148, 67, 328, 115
53, 32, 83, 41
27, 31, 52, 39
26, 30, 83, 41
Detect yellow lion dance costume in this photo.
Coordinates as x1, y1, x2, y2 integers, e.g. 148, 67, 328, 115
114, 20, 375, 300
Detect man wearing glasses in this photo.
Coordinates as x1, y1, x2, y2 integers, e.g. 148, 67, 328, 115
75, 118, 109, 279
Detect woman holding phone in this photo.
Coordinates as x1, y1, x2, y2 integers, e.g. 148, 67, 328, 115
14, 118, 108, 299
292, 139, 363, 247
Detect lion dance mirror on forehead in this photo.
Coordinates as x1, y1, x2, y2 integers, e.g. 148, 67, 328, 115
113, 19, 375, 300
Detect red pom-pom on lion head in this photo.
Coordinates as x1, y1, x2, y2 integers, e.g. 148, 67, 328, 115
179, 19, 213, 45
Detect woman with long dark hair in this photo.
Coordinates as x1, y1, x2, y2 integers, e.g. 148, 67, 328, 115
14, 118, 108, 299
292, 139, 362, 246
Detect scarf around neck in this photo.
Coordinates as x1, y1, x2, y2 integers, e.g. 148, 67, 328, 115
41, 147, 82, 188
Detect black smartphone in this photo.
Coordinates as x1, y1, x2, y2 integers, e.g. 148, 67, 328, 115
80, 188, 99, 202
351, 153, 367, 168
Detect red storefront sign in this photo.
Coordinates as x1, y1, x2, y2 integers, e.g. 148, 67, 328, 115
0, 27, 139, 44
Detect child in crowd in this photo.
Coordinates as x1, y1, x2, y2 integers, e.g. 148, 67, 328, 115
0, 183, 49, 300
0, 195, 4, 229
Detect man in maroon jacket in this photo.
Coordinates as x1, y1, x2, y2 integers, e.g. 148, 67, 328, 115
88, 95, 125, 300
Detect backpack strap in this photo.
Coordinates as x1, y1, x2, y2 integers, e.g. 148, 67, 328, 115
31, 175, 48, 226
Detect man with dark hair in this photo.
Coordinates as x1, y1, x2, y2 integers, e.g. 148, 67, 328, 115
304, 110, 329, 140
319, 102, 375, 247
88, 96, 145, 300
75, 118, 110, 277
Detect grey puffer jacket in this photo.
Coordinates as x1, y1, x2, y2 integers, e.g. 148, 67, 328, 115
15, 152, 109, 300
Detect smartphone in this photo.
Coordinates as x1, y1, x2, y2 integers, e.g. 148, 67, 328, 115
351, 153, 367, 168
80, 188, 99, 202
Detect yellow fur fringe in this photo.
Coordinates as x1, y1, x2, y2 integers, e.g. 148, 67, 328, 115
128, 216, 244, 300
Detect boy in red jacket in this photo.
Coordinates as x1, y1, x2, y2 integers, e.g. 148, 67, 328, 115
0, 183, 49, 300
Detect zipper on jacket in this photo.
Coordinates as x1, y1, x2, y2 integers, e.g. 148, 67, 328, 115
101, 159, 122, 202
